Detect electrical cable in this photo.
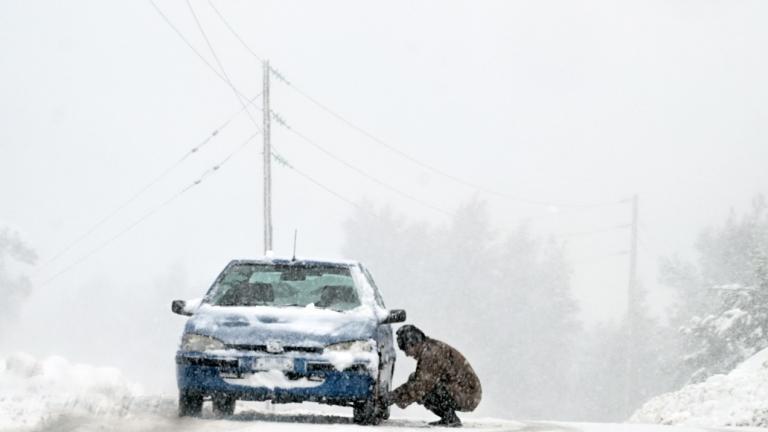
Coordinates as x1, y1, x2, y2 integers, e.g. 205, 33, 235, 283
38, 131, 260, 287
274, 120, 454, 217
43, 95, 262, 266
206, 0, 627, 210
154, 2, 607, 218
150, 2, 415, 219
149, 0, 259, 115
158, 2, 628, 224
184, 0, 261, 129
270, 147, 367, 213
283, 80, 627, 209
207, 0, 264, 62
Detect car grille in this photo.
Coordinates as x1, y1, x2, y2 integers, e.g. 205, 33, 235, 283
226, 344, 323, 354
306, 363, 368, 374
179, 357, 239, 368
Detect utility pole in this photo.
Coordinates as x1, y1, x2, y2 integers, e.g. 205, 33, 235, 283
262, 60, 273, 254
626, 194, 639, 415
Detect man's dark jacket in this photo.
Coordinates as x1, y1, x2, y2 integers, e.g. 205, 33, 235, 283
391, 337, 482, 411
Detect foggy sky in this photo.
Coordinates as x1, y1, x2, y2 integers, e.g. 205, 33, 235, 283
2, 0, 768, 389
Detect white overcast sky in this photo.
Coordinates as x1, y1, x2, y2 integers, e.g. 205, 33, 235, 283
2, 0, 768, 329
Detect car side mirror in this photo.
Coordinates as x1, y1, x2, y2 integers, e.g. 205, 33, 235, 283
171, 299, 192, 316
172, 298, 203, 316
380, 309, 406, 325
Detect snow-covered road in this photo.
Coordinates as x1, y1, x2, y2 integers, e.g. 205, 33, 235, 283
17, 407, 767, 432
2, 353, 766, 432
10, 398, 766, 432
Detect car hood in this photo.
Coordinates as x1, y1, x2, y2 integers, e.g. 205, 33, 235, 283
184, 304, 379, 348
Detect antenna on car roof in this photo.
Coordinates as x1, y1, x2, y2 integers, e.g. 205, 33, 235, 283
292, 229, 298, 261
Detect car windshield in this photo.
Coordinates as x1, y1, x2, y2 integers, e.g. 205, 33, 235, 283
207, 263, 361, 311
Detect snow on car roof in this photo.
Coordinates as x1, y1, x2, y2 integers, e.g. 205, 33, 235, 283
228, 257, 362, 267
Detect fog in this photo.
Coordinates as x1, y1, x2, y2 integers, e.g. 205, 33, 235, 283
1, 0, 768, 423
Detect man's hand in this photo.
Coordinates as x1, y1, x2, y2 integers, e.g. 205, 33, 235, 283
379, 391, 409, 409
378, 392, 394, 407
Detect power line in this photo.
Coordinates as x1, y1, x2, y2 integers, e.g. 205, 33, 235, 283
184, 0, 261, 129
273, 117, 454, 217
150, 2, 391, 223
205, 1, 626, 210
270, 147, 366, 213
149, 0, 260, 115
283, 79, 627, 209
157, 2, 615, 219
207, 0, 264, 62
42, 95, 262, 266
38, 132, 260, 287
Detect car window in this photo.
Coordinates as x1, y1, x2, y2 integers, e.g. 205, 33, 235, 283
207, 263, 361, 311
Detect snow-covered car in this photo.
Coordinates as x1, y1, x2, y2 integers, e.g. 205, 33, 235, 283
171, 258, 406, 424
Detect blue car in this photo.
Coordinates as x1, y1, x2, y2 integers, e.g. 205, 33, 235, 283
171, 258, 406, 424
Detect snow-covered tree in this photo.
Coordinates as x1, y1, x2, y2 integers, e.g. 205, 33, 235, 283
662, 196, 768, 382
682, 281, 768, 382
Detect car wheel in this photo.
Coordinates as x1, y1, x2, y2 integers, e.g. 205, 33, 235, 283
178, 391, 203, 417
353, 358, 392, 425
212, 394, 236, 417
353, 398, 382, 425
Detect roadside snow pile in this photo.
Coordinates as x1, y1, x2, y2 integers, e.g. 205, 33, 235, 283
631, 347, 768, 427
0, 352, 174, 431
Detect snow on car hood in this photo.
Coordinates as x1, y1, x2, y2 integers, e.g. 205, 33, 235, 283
184, 304, 379, 348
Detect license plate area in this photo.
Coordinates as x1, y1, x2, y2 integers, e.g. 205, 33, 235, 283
254, 356, 293, 372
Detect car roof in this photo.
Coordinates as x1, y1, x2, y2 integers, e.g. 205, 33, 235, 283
228, 257, 361, 268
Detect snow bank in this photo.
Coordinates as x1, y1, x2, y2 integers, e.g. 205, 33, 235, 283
0, 353, 174, 431
630, 347, 768, 427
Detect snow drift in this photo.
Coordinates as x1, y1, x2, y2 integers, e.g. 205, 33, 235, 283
3, 352, 764, 432
631, 347, 768, 427
0, 352, 518, 432
0, 352, 174, 431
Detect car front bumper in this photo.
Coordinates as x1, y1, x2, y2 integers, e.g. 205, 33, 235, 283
175, 352, 376, 405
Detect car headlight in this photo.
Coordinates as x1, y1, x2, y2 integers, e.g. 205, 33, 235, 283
325, 340, 375, 352
181, 333, 226, 352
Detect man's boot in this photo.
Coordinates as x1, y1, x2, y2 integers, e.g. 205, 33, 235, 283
428, 409, 462, 427
423, 384, 462, 427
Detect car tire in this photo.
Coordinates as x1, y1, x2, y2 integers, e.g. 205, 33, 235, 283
353, 358, 392, 425
212, 394, 236, 417
353, 398, 382, 425
178, 391, 203, 417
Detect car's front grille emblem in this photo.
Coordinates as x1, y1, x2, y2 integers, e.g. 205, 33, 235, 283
266, 340, 284, 353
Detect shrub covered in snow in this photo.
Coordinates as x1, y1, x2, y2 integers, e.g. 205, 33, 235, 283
0, 353, 174, 430
630, 347, 768, 427
661, 197, 768, 384
681, 283, 768, 383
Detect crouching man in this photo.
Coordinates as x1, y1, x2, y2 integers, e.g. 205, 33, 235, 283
384, 325, 482, 427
